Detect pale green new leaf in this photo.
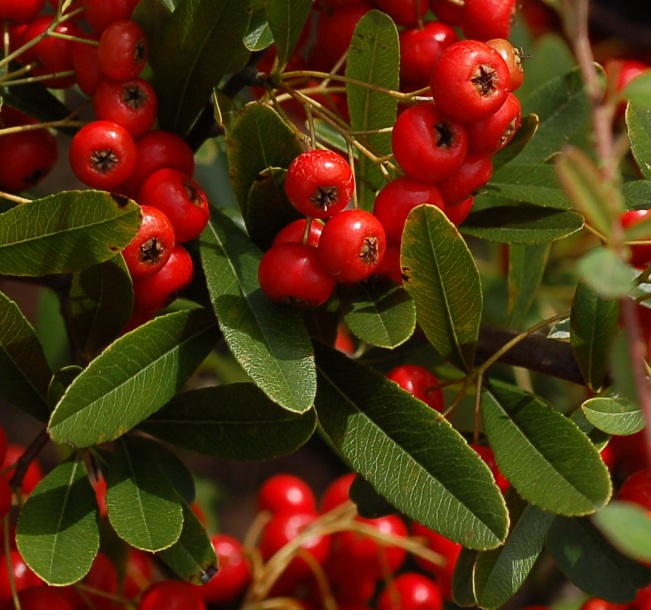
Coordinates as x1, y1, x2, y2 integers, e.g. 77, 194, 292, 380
263, 0, 311, 68
593, 502, 651, 564
582, 397, 644, 436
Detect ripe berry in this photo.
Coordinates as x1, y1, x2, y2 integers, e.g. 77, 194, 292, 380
618, 468, 651, 511
69, 120, 137, 190
98, 19, 148, 81
320, 473, 355, 513
62, 552, 118, 610
431, 40, 511, 123
258, 242, 336, 306
257, 473, 317, 515
377, 572, 444, 610
373, 0, 428, 26
0, 0, 44, 23
461, 0, 517, 42
386, 364, 444, 412
471, 443, 510, 493
0, 128, 58, 193
430, 0, 463, 25
122, 549, 154, 599
285, 150, 355, 219
318, 209, 387, 283
93, 78, 158, 138
445, 196, 474, 226
3, 586, 73, 610
273, 219, 324, 247
199, 534, 251, 605
392, 104, 468, 182
84, 0, 141, 33
0, 426, 7, 466
3, 444, 43, 495
138, 580, 206, 610
138, 169, 210, 242
465, 92, 521, 155
621, 209, 651, 269
486, 38, 525, 92
0, 477, 12, 520
72, 36, 103, 97
399, 22, 459, 87
375, 242, 403, 285
436, 152, 493, 206
0, 550, 43, 606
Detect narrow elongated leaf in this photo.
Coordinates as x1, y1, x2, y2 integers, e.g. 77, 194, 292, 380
156, 501, 218, 584
16, 458, 99, 585
132, 0, 173, 51
106, 437, 184, 552
472, 492, 555, 610
263, 0, 312, 68
461, 206, 584, 244
48, 308, 219, 447
140, 383, 317, 459
152, 0, 252, 136
578, 248, 635, 299
482, 381, 612, 515
141, 438, 196, 504
546, 516, 651, 603
508, 243, 550, 329
315, 343, 509, 550
626, 104, 651, 179
225, 103, 302, 214
593, 501, 651, 563
0, 191, 140, 277
200, 207, 316, 413
571, 281, 620, 391
345, 10, 399, 208
401, 205, 482, 373
453, 549, 479, 607
582, 397, 644, 436
341, 280, 416, 349
67, 255, 134, 360
0, 291, 51, 421
349, 474, 396, 519
488, 164, 572, 209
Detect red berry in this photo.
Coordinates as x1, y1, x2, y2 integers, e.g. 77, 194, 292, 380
621, 209, 651, 269
273, 219, 324, 247
137, 169, 210, 243
391, 104, 468, 182
320, 473, 355, 513
3, 586, 73, 610
445, 196, 474, 226
386, 364, 444, 412
69, 120, 137, 190
122, 549, 154, 599
84, 0, 140, 33
429, 0, 464, 25
375, 242, 403, 285
377, 572, 444, 610
62, 552, 118, 610
471, 443, 510, 493
257, 474, 317, 515
0, 426, 7, 466
0, 477, 12, 520
0, 128, 58, 193
137, 580, 206, 610
486, 38, 525, 92
373, 0, 428, 26
461, 0, 517, 41
258, 242, 336, 306
0, 0, 45, 23
579, 599, 628, 610
285, 150, 355, 219
93, 78, 158, 138
465, 92, 521, 155
618, 468, 651, 511
122, 205, 175, 279
0, 550, 43, 606
199, 534, 251, 605
132, 244, 194, 313
436, 152, 493, 206
72, 35, 103, 97
318, 209, 387, 283
98, 19, 148, 81
431, 40, 511, 123
3, 444, 43, 495
399, 22, 459, 86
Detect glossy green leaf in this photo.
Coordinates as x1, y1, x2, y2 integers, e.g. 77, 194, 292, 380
461, 206, 584, 244
243, 7, 273, 52
401, 205, 482, 373
626, 104, 651, 179
487, 164, 571, 209
556, 146, 623, 239
508, 243, 550, 329
67, 255, 134, 360
48, 308, 219, 447
315, 343, 509, 550
225, 102, 302, 214
47, 366, 83, 411
546, 516, 651, 603
106, 437, 183, 552
349, 474, 396, 519
482, 381, 612, 515
593, 501, 651, 564
492, 114, 540, 172
140, 437, 196, 504
200, 207, 315, 413
156, 501, 218, 584
610, 331, 639, 406
264, 0, 311, 69
345, 10, 399, 208
140, 383, 317, 459
151, 0, 252, 136
0, 191, 140, 277
578, 248, 635, 299
16, 457, 99, 585
452, 549, 479, 607
569, 408, 611, 452
472, 491, 555, 610
623, 71, 651, 109
132, 0, 173, 52
623, 180, 651, 209
0, 291, 51, 421
341, 280, 416, 349
582, 397, 644, 436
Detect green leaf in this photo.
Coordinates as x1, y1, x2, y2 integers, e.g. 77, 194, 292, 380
610, 331, 639, 406
623, 71, 651, 109
16, 457, 99, 585
626, 104, 651, 179
67, 255, 134, 360
623, 179, 651, 209
481, 381, 612, 515
556, 147, 623, 239
156, 500, 218, 584
578, 248, 635, 299
263, 0, 311, 69
593, 501, 651, 564
452, 549, 479, 607
349, 474, 397, 519
315, 343, 509, 550
0, 291, 51, 421
345, 10, 399, 209
48, 308, 219, 447
243, 7, 273, 52
472, 491, 555, 610
0, 191, 141, 277
200, 206, 316, 413
582, 397, 644, 436
140, 383, 317, 460
546, 516, 651, 603
106, 437, 184, 552
151, 0, 252, 136
508, 243, 551, 329
48, 366, 83, 410
340, 280, 416, 349
225, 103, 302, 214
570, 281, 620, 391
487, 164, 571, 209
132, 0, 173, 53
491, 113, 540, 172
461, 206, 584, 244
570, 408, 611, 451
401, 205, 482, 373
140, 437, 196, 504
